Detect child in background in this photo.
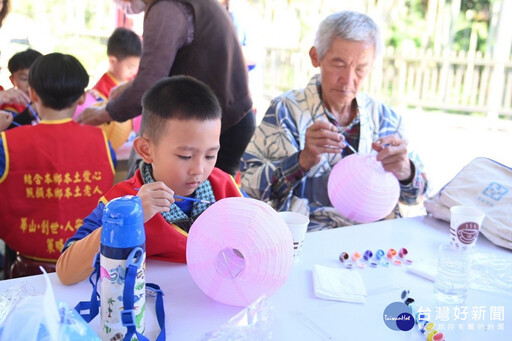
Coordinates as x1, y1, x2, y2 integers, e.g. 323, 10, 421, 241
6, 49, 43, 106
92, 27, 141, 100
78, 27, 142, 149
1, 49, 42, 128
57, 76, 243, 285
0, 53, 116, 277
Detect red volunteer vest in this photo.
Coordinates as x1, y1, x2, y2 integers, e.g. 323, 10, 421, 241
1, 102, 26, 114
92, 72, 119, 100
102, 168, 243, 263
0, 120, 115, 261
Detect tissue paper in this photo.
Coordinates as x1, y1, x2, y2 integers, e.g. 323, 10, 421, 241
312, 265, 367, 303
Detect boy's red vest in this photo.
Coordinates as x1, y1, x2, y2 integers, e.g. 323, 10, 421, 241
102, 168, 243, 263
92, 72, 119, 100
1, 102, 26, 114
0, 120, 115, 261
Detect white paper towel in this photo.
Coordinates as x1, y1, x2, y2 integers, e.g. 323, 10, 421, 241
312, 265, 367, 303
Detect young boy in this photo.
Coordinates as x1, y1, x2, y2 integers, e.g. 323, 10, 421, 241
0, 53, 116, 277
1, 48, 43, 113
82, 27, 142, 148
92, 27, 141, 100
1, 49, 42, 128
56, 76, 243, 285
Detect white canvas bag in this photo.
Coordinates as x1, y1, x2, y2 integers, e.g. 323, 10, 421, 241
424, 157, 512, 250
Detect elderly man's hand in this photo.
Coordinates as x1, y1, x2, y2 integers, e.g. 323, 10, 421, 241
76, 105, 112, 126
299, 121, 345, 172
372, 134, 412, 182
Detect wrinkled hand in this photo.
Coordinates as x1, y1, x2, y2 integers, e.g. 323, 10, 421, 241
299, 121, 346, 172
0, 110, 14, 131
76, 105, 112, 126
0, 88, 30, 106
109, 80, 132, 101
372, 134, 412, 181
136, 182, 175, 223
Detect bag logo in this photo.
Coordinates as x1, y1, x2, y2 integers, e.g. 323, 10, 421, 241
483, 182, 509, 201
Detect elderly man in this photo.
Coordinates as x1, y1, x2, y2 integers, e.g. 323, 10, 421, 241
241, 11, 428, 231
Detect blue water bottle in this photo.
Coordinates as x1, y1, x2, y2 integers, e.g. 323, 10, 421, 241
100, 195, 146, 340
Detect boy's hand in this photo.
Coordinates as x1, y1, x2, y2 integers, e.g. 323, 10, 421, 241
0, 88, 30, 105
136, 181, 175, 223
372, 135, 411, 181
0, 110, 13, 131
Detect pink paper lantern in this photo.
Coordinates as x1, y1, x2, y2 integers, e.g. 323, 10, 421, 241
73, 91, 99, 121
328, 153, 400, 223
186, 197, 294, 307
133, 115, 142, 133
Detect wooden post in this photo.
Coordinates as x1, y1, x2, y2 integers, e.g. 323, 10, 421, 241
487, 0, 512, 125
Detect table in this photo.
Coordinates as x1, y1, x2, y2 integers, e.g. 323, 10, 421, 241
0, 216, 510, 340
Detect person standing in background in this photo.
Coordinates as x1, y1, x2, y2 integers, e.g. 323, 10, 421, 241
0, 0, 10, 28
77, 0, 255, 177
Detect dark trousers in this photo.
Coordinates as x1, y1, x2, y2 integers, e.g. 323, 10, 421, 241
215, 109, 256, 176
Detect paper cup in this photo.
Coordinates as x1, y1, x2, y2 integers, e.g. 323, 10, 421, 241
450, 205, 485, 249
279, 211, 309, 257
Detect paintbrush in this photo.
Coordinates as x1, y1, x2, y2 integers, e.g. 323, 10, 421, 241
133, 187, 214, 205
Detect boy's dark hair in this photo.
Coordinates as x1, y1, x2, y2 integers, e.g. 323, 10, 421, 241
29, 53, 89, 111
8, 48, 43, 73
140, 76, 221, 142
107, 27, 142, 60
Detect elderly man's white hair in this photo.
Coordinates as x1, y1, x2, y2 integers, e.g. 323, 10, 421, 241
314, 11, 383, 61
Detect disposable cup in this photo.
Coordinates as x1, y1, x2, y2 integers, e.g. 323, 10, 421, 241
450, 205, 485, 249
279, 211, 309, 257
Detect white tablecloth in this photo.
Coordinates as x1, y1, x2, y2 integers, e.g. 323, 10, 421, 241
0, 215, 510, 340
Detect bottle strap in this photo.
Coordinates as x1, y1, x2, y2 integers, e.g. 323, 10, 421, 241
74, 253, 101, 322
146, 283, 166, 340
122, 248, 165, 341
74, 251, 166, 341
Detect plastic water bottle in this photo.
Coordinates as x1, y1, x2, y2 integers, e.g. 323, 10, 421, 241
100, 196, 146, 340
434, 243, 471, 304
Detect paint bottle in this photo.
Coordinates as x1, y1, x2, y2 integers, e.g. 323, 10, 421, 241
100, 196, 146, 340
